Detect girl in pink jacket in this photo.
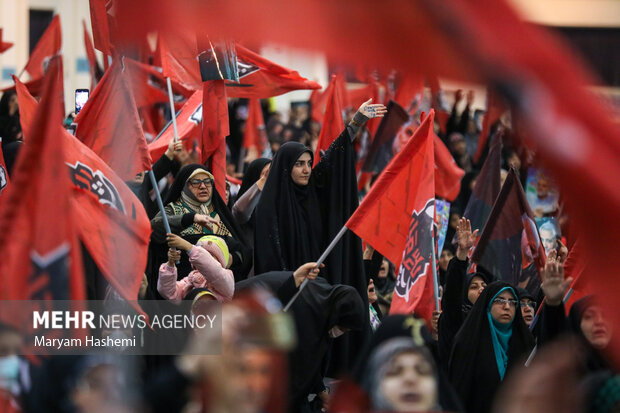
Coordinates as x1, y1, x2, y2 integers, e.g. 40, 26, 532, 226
158, 234, 234, 302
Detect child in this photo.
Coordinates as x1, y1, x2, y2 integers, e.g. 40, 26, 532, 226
158, 233, 234, 302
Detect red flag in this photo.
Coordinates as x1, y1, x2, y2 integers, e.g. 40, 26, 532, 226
243, 98, 267, 154
434, 133, 465, 201
23, 15, 61, 79
89, 0, 113, 56
148, 90, 203, 160
0, 56, 85, 302
313, 75, 344, 166
0, 144, 9, 197
125, 58, 193, 109
15, 74, 152, 305
202, 80, 229, 199
158, 31, 202, 91
562, 240, 590, 312
74, 59, 152, 180
0, 29, 13, 54
394, 74, 425, 113
346, 110, 435, 270
347, 83, 375, 112
82, 20, 103, 91
471, 168, 546, 291
473, 91, 506, 163
225, 45, 321, 98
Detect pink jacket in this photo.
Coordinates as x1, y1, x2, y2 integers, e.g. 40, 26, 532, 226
157, 246, 234, 302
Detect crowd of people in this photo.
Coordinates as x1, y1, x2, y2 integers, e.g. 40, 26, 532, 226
0, 80, 616, 413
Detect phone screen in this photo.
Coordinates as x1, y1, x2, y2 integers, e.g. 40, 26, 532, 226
75, 89, 89, 114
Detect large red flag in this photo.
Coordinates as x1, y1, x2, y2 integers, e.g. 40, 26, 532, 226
202, 80, 229, 199
148, 90, 203, 160
23, 15, 61, 79
394, 73, 425, 113
15, 76, 151, 305
243, 98, 267, 154
0, 29, 13, 54
74, 59, 152, 181
346, 110, 435, 270
89, 0, 113, 56
158, 31, 202, 91
313, 75, 345, 166
125, 58, 193, 109
0, 56, 85, 302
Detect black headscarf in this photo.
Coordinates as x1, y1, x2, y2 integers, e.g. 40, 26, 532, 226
568, 296, 615, 375
237, 157, 271, 200
449, 281, 535, 413
353, 314, 464, 412
254, 142, 323, 273
235, 272, 366, 409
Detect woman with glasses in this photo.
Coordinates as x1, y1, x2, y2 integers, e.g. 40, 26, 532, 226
149, 164, 251, 291
448, 281, 535, 413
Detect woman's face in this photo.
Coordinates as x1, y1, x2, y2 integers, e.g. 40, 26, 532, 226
489, 290, 517, 324
467, 275, 487, 304
291, 152, 312, 186
580, 306, 611, 350
187, 172, 212, 203
378, 259, 389, 279
380, 351, 437, 412
368, 279, 377, 304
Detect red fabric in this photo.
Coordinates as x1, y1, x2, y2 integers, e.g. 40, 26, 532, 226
434, 133, 465, 201
0, 57, 85, 302
473, 91, 506, 163
23, 15, 61, 79
347, 83, 374, 112
15, 71, 152, 306
0, 28, 13, 54
82, 20, 100, 91
158, 31, 202, 91
313, 75, 344, 167
0, 144, 9, 196
562, 239, 590, 313
74, 59, 152, 180
309, 87, 325, 123
124, 58, 192, 109
224, 45, 321, 99
394, 74, 425, 113
148, 90, 203, 160
346, 110, 435, 270
243, 98, 267, 153
335, 72, 350, 109
202, 80, 229, 199
12, 76, 38, 140
88, 0, 113, 55
365, 81, 382, 138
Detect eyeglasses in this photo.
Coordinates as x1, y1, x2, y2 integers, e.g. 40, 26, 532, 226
520, 301, 536, 309
188, 178, 213, 188
492, 298, 519, 307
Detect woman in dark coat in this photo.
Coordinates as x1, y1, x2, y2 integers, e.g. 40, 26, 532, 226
448, 281, 535, 413
149, 164, 252, 291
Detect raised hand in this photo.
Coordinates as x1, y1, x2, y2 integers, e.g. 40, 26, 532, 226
541, 250, 573, 306
456, 217, 479, 260
293, 262, 324, 287
358, 98, 387, 119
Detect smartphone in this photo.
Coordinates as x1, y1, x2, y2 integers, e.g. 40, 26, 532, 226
75, 89, 89, 114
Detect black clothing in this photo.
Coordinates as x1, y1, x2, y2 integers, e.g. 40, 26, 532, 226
254, 129, 370, 375
149, 164, 252, 295
126, 153, 179, 219
448, 281, 535, 413
236, 272, 366, 410
437, 257, 494, 370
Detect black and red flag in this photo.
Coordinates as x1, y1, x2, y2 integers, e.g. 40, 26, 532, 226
462, 132, 502, 237
0, 56, 86, 302
14, 71, 152, 307
471, 168, 546, 292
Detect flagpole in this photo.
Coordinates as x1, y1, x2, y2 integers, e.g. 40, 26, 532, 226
283, 225, 349, 312
430, 226, 440, 311
166, 77, 180, 143
148, 170, 176, 257
563, 287, 574, 303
